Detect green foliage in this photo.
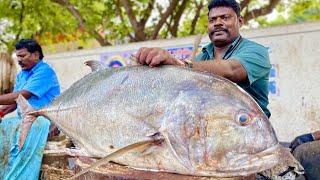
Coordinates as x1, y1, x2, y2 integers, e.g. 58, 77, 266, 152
256, 0, 320, 27
1, 0, 319, 53
0, 0, 78, 53
289, 0, 320, 23
179, 10, 208, 36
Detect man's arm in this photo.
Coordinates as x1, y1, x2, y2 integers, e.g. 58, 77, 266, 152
0, 104, 17, 117
0, 90, 33, 105
289, 130, 320, 152
135, 47, 247, 83
192, 60, 247, 83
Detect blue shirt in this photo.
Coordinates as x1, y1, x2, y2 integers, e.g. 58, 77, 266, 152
195, 36, 271, 117
14, 60, 60, 110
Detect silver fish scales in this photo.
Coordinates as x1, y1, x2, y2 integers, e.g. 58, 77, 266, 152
17, 65, 301, 177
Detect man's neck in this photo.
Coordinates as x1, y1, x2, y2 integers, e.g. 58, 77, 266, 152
213, 36, 240, 59
214, 46, 228, 60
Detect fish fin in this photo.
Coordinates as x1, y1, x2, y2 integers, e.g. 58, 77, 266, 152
190, 34, 202, 61
16, 94, 34, 117
84, 60, 105, 72
161, 131, 195, 172
159, 93, 206, 173
69, 138, 164, 179
15, 94, 37, 150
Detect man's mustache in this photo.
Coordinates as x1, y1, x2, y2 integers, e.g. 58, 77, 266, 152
210, 29, 229, 36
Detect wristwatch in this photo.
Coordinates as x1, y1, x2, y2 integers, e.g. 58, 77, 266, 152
184, 59, 193, 68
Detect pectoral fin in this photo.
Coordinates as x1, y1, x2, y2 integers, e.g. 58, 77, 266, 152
70, 135, 164, 179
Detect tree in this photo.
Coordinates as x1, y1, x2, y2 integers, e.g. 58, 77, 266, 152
0, 0, 284, 52
255, 0, 320, 27
0, 0, 78, 54
51, 0, 281, 43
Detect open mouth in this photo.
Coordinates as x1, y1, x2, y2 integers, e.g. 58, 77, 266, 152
212, 144, 300, 177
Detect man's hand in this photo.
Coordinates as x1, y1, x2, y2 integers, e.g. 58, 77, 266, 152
289, 133, 315, 152
135, 47, 185, 67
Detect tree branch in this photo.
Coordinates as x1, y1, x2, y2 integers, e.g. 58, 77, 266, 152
14, 0, 25, 43
120, 0, 146, 41
139, 0, 155, 27
0, 38, 8, 45
240, 0, 251, 11
243, 0, 280, 23
115, 0, 135, 41
189, 0, 203, 35
51, 0, 111, 46
165, 16, 174, 37
170, 0, 189, 37
152, 0, 179, 39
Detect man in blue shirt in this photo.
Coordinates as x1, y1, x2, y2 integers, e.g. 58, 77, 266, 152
134, 0, 271, 118
0, 39, 60, 179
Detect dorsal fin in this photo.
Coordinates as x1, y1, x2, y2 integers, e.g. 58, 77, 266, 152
84, 60, 105, 72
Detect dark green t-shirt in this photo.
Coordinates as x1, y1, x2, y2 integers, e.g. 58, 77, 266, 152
195, 36, 271, 117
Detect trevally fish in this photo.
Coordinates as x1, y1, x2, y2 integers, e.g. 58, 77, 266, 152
16, 64, 301, 178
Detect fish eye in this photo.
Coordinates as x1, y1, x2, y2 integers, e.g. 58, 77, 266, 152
237, 113, 251, 126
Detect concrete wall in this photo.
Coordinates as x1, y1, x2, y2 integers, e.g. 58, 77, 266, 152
45, 22, 320, 142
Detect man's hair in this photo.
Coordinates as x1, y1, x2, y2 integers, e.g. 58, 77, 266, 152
208, 0, 241, 17
15, 39, 44, 59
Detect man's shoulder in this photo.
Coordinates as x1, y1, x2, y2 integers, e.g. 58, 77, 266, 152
34, 60, 56, 73
241, 38, 268, 49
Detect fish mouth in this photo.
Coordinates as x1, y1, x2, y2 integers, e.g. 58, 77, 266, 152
223, 144, 282, 174
208, 144, 302, 177
194, 144, 302, 177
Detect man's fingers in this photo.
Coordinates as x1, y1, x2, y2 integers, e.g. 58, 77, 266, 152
139, 48, 153, 65
136, 47, 147, 65
146, 49, 159, 65
135, 48, 142, 63
149, 55, 163, 67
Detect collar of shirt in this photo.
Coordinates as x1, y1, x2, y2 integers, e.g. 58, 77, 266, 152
202, 35, 241, 60
21, 60, 44, 77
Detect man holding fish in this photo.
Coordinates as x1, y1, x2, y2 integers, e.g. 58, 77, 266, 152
135, 0, 271, 118
135, 0, 319, 178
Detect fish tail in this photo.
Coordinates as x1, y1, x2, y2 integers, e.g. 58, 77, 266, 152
15, 94, 38, 150
69, 137, 164, 179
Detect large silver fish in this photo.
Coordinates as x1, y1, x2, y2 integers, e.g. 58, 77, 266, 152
17, 65, 300, 177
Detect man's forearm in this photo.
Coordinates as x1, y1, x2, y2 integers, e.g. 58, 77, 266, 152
0, 92, 19, 105
1, 104, 17, 115
192, 60, 247, 83
0, 90, 33, 105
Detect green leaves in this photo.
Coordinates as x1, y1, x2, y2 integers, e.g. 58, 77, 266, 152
256, 0, 320, 27
1, 0, 318, 54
